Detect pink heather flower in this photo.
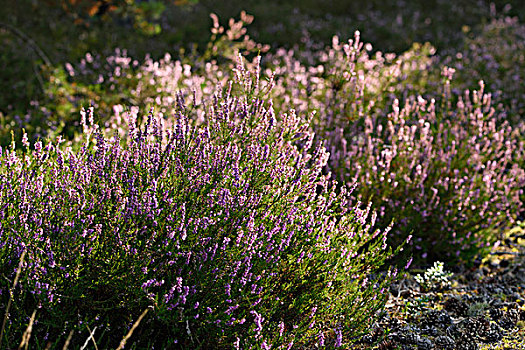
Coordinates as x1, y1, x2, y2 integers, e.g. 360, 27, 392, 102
310, 306, 317, 318
318, 332, 325, 346
278, 321, 285, 337
335, 328, 343, 347
80, 107, 87, 127
88, 106, 94, 125
21, 133, 29, 148
250, 310, 264, 335
405, 257, 413, 270
234, 337, 240, 350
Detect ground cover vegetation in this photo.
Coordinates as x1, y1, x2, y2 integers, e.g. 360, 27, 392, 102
1, 0, 524, 348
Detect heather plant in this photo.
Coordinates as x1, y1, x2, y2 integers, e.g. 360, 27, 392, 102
264, 30, 525, 266
0, 60, 402, 348
327, 73, 525, 266
2, 17, 441, 149
4, 0, 525, 132
264, 31, 437, 134
33, 25, 524, 270
90, 30, 435, 149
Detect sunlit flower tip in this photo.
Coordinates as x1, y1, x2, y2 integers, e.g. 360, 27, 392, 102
405, 257, 413, 270
22, 133, 29, 148
278, 321, 285, 337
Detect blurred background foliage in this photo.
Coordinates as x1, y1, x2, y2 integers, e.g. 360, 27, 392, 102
1, 0, 525, 145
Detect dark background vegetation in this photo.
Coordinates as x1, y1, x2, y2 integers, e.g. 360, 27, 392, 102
1, 0, 525, 117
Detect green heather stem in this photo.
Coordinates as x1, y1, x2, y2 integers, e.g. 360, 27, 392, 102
0, 250, 26, 349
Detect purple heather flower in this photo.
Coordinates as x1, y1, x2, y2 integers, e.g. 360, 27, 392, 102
278, 321, 285, 337
335, 328, 343, 347
405, 257, 413, 270
318, 332, 325, 346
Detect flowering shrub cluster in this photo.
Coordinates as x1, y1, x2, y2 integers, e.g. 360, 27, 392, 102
327, 76, 524, 264
0, 61, 401, 348
12, 16, 522, 269
1, 10, 524, 348
5, 15, 443, 151
262, 32, 437, 152
252, 30, 524, 265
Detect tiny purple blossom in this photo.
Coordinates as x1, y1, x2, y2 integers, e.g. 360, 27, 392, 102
405, 257, 413, 270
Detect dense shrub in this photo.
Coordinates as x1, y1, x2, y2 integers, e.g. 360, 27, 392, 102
3, 0, 524, 127
53, 29, 436, 151
0, 17, 437, 149
327, 75, 524, 265
256, 31, 524, 266
3, 19, 442, 151
13, 25, 521, 269
2, 9, 521, 277
0, 61, 402, 348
